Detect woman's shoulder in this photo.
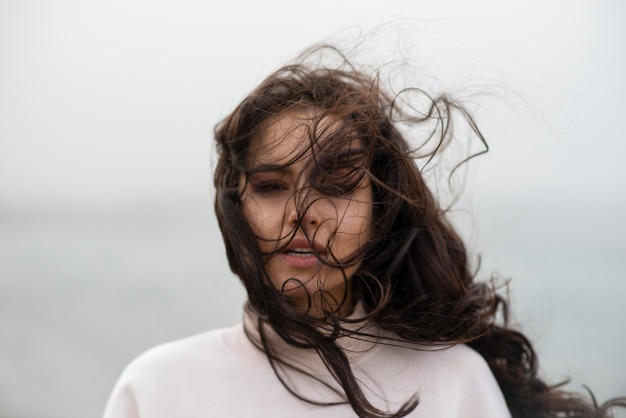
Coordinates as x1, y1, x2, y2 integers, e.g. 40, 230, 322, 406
425, 343, 490, 371
368, 341, 511, 417
432, 344, 510, 416
112, 322, 255, 389
103, 323, 266, 418
384, 342, 501, 387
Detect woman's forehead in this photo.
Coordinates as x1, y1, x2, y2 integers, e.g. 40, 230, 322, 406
247, 109, 356, 168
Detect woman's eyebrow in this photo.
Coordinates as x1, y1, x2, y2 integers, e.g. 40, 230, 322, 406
247, 163, 291, 174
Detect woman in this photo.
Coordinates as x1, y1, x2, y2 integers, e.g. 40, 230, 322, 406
104, 46, 623, 417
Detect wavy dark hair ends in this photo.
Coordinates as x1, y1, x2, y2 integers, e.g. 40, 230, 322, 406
213, 45, 622, 418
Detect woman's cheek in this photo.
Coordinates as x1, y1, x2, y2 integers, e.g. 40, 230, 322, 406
336, 219, 369, 246
243, 198, 282, 240
336, 201, 371, 239
241, 197, 262, 235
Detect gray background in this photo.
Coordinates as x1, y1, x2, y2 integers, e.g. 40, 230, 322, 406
1, 1, 625, 417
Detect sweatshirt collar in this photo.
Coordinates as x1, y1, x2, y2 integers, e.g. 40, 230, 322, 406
241, 300, 385, 376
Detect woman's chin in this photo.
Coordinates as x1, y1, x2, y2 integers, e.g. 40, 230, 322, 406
275, 282, 352, 317
276, 279, 315, 309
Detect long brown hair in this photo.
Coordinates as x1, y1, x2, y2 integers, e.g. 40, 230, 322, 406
213, 45, 623, 418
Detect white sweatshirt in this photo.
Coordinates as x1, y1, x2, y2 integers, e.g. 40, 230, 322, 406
104, 304, 511, 418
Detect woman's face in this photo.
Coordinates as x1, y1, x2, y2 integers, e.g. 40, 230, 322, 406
239, 110, 373, 316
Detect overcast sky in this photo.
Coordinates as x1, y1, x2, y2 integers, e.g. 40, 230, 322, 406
1, 0, 624, 208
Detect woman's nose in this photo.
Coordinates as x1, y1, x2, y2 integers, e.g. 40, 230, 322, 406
287, 189, 321, 229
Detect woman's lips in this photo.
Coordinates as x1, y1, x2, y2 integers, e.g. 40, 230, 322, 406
279, 250, 320, 268
279, 237, 325, 269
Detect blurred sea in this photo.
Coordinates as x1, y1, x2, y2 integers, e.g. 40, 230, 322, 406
1, 194, 624, 418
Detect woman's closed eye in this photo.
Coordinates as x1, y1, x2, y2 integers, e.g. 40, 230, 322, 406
253, 181, 287, 193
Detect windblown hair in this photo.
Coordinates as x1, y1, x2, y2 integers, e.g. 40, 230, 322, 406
213, 45, 622, 418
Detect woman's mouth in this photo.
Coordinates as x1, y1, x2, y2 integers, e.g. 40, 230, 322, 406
280, 238, 325, 268
285, 248, 315, 257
